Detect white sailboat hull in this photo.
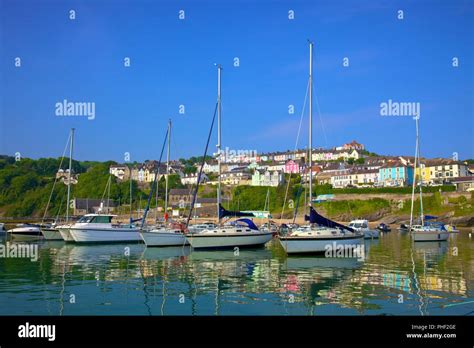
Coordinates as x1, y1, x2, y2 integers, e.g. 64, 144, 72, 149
41, 228, 64, 241
279, 235, 363, 254
58, 227, 75, 242
140, 230, 188, 246
186, 232, 273, 249
69, 227, 141, 243
412, 230, 449, 242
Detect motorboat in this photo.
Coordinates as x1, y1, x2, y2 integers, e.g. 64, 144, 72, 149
376, 223, 391, 232
7, 224, 43, 241
349, 219, 379, 239
397, 224, 410, 232
67, 214, 140, 243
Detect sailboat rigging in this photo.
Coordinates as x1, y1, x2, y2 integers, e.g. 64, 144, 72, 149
185, 64, 273, 249
278, 41, 364, 254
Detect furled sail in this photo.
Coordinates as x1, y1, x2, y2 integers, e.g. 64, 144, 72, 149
305, 206, 354, 232
219, 204, 255, 219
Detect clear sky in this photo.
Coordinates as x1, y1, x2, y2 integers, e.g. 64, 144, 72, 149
1, 0, 473, 162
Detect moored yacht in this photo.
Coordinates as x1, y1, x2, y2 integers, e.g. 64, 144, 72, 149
58, 224, 75, 242
349, 219, 380, 239
139, 119, 190, 247
184, 65, 273, 250
409, 115, 449, 243
141, 224, 188, 246
279, 208, 364, 254
42, 128, 77, 242
186, 216, 273, 249
68, 214, 140, 243
278, 41, 364, 255
411, 224, 449, 242
41, 224, 64, 241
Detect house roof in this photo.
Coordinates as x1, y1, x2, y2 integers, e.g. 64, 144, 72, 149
169, 188, 193, 196
449, 176, 474, 183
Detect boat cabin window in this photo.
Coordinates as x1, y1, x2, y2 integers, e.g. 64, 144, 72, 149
236, 229, 242, 232
77, 216, 94, 223
91, 216, 113, 224
351, 222, 368, 228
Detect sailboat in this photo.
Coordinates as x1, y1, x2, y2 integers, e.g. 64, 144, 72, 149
39, 128, 75, 241
140, 120, 189, 246
185, 65, 273, 249
410, 114, 449, 242
278, 41, 364, 254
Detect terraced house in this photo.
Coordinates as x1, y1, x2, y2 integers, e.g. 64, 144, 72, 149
251, 169, 285, 187
423, 159, 469, 184
378, 162, 414, 187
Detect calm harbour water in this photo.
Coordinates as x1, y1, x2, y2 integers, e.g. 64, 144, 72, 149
0, 230, 472, 316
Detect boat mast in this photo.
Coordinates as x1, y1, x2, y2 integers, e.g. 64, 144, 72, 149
416, 114, 424, 226
410, 113, 421, 228
66, 128, 74, 222
130, 165, 133, 224
217, 64, 222, 224
164, 119, 171, 217
308, 41, 313, 212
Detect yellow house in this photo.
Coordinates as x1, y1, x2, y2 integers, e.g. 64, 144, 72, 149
414, 165, 431, 183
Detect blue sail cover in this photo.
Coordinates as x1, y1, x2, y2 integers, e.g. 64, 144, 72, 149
424, 215, 438, 220
219, 204, 255, 219
234, 218, 259, 230
305, 206, 354, 232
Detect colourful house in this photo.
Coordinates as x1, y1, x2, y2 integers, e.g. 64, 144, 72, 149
414, 165, 431, 184
284, 159, 301, 174
378, 162, 414, 187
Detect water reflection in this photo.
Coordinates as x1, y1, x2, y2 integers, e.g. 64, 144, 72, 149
0, 231, 472, 315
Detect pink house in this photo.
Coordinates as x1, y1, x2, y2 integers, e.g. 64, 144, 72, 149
284, 159, 300, 174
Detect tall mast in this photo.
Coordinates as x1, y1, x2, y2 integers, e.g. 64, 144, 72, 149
164, 119, 171, 215
66, 128, 74, 222
130, 164, 133, 224
308, 41, 313, 210
410, 114, 420, 228
217, 64, 222, 224
416, 115, 424, 226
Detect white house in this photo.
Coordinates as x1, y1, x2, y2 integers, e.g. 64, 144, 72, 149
109, 164, 130, 181
349, 169, 379, 186
181, 173, 209, 185
251, 169, 284, 187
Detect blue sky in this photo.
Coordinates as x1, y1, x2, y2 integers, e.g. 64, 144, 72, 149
1, 0, 473, 162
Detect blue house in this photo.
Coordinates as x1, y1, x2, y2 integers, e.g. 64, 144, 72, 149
378, 162, 414, 187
